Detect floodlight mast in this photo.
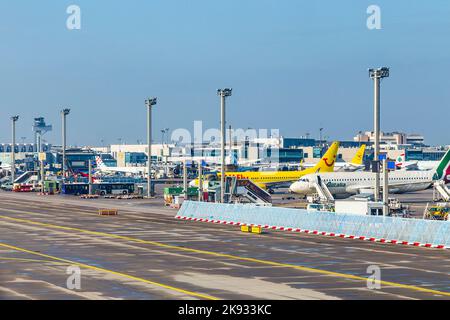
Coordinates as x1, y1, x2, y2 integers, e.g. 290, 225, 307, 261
369, 67, 389, 202
61, 108, 70, 182
10, 116, 19, 184
145, 97, 157, 198
217, 88, 232, 203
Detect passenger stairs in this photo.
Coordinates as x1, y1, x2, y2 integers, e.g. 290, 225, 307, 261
312, 175, 334, 202
233, 179, 272, 206
433, 181, 450, 202
14, 171, 38, 184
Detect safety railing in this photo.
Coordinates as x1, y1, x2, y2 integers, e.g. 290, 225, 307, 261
177, 201, 450, 247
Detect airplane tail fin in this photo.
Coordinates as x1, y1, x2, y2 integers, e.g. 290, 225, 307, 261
226, 152, 238, 166
395, 153, 406, 168
299, 158, 304, 169
95, 156, 107, 169
432, 148, 450, 183
313, 141, 340, 173
350, 144, 366, 165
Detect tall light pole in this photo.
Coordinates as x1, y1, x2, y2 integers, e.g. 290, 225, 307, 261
198, 159, 203, 202
161, 128, 169, 145
161, 128, 169, 177
61, 108, 70, 182
88, 159, 92, 195
228, 125, 232, 162
369, 67, 389, 202
145, 97, 157, 198
217, 88, 232, 203
382, 159, 389, 216
165, 128, 170, 144
10, 116, 19, 184
319, 127, 323, 147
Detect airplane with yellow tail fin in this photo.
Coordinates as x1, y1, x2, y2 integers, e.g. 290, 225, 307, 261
337, 144, 366, 171
215, 141, 340, 191
300, 144, 365, 172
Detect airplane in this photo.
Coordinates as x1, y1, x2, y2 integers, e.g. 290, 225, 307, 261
0, 161, 12, 172
190, 142, 340, 192
289, 147, 450, 197
95, 156, 148, 175
300, 144, 366, 172
395, 153, 440, 171
72, 169, 99, 182
169, 154, 265, 168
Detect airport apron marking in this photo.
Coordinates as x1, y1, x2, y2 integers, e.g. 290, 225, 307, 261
0, 241, 219, 300
0, 214, 449, 297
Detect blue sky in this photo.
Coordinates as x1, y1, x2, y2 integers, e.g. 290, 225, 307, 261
0, 1, 449, 146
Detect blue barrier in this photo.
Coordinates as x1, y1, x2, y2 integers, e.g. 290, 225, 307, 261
177, 201, 450, 248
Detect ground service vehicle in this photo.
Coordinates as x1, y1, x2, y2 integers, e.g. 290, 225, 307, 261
61, 182, 135, 195
424, 205, 449, 220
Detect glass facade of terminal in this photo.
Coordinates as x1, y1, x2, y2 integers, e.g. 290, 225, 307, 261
278, 148, 303, 163
406, 150, 446, 161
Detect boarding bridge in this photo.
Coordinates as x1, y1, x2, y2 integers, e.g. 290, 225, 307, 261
312, 175, 334, 203
14, 171, 38, 184
433, 181, 450, 202
234, 179, 272, 206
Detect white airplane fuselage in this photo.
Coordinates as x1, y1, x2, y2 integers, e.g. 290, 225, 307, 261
289, 170, 435, 196
301, 162, 364, 172
397, 160, 440, 171
97, 166, 147, 174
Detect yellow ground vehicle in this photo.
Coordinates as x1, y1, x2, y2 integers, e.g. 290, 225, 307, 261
424, 205, 449, 220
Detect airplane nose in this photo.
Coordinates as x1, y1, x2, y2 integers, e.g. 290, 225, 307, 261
289, 182, 301, 194
289, 181, 309, 194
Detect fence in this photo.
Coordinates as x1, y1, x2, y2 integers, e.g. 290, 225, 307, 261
177, 201, 450, 248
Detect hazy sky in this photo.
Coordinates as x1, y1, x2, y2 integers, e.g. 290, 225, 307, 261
1, 1, 449, 146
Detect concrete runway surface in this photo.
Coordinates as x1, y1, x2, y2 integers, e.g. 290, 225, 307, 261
0, 191, 449, 300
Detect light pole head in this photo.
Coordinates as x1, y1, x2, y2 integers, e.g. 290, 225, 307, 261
145, 97, 157, 107
369, 67, 390, 79
217, 88, 232, 97
61, 108, 71, 116
11, 115, 19, 122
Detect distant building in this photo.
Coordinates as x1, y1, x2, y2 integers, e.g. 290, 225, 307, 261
0, 143, 51, 154
110, 144, 172, 163
0, 143, 51, 170
99, 153, 117, 167
116, 152, 147, 167
58, 148, 96, 172
405, 148, 447, 161
353, 131, 425, 147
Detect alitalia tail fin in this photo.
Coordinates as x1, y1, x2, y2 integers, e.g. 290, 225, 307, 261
432, 148, 450, 183
313, 141, 340, 173
350, 144, 366, 165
